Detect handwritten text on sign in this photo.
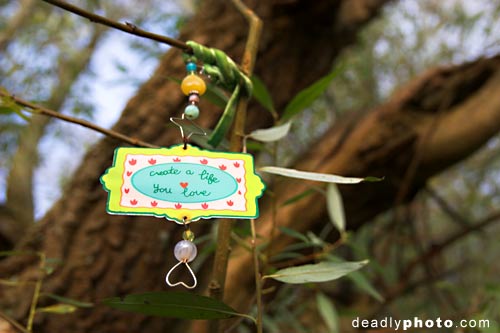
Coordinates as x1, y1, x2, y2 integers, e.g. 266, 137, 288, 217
100, 144, 265, 223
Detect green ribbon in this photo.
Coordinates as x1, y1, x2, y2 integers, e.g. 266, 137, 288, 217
184, 41, 252, 148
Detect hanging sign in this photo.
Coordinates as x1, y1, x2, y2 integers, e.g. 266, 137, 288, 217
100, 144, 265, 223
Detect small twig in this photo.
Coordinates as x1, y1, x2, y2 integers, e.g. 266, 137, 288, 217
425, 186, 470, 226
0, 90, 158, 148
40, 0, 191, 53
27, 253, 45, 333
377, 262, 467, 316
401, 209, 500, 280
250, 219, 263, 333
0, 311, 29, 333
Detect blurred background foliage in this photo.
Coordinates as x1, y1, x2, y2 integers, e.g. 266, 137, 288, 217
1, 0, 500, 332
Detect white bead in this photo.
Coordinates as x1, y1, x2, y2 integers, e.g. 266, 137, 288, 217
174, 240, 197, 263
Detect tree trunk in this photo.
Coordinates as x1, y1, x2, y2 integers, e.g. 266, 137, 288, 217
0, 1, 390, 332
2, 26, 105, 246
221, 55, 500, 320
0, 0, 36, 53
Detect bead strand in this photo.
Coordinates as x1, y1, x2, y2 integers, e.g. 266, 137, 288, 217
181, 62, 206, 120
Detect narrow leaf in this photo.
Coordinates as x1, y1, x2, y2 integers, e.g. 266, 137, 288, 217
0, 279, 28, 286
0, 251, 37, 257
281, 189, 315, 206
248, 121, 292, 142
282, 65, 343, 122
362, 176, 384, 182
251, 75, 275, 114
41, 293, 93, 308
259, 166, 364, 184
102, 291, 252, 321
0, 105, 15, 115
205, 82, 229, 108
316, 293, 339, 333
265, 260, 368, 284
326, 183, 346, 233
37, 304, 77, 314
208, 85, 240, 147
347, 271, 384, 302
279, 226, 309, 243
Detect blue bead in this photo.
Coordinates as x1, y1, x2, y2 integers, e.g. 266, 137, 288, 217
184, 104, 200, 120
186, 62, 197, 73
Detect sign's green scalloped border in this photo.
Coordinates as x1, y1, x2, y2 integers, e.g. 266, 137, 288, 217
100, 144, 266, 223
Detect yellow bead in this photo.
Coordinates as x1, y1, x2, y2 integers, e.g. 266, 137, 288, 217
181, 74, 206, 96
183, 229, 195, 242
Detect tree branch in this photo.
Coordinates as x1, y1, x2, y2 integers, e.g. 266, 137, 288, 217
0, 311, 29, 333
424, 186, 470, 226
208, 1, 262, 332
0, 90, 158, 148
40, 0, 192, 53
401, 209, 500, 281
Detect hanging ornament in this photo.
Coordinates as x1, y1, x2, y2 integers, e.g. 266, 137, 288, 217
100, 55, 264, 289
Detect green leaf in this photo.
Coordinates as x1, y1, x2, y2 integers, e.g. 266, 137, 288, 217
208, 85, 240, 147
362, 176, 384, 182
102, 291, 253, 321
279, 226, 309, 243
0, 96, 30, 121
281, 189, 316, 206
316, 293, 339, 333
190, 127, 230, 151
264, 260, 368, 284
326, 183, 346, 233
251, 75, 275, 114
248, 121, 292, 142
259, 166, 364, 184
0, 278, 27, 286
37, 304, 77, 314
245, 141, 265, 152
0, 105, 15, 115
205, 82, 229, 108
347, 271, 384, 302
0, 250, 37, 257
281, 66, 343, 122
478, 320, 498, 333
41, 293, 93, 308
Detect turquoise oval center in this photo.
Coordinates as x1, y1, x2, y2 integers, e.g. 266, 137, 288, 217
131, 163, 238, 203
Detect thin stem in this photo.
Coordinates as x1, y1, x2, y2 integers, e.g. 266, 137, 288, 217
209, 3, 262, 332
250, 219, 263, 333
40, 0, 191, 53
27, 253, 45, 333
0, 311, 29, 333
0, 90, 158, 148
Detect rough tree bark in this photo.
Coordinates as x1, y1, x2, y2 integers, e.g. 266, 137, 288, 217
221, 55, 500, 321
0, 1, 390, 332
